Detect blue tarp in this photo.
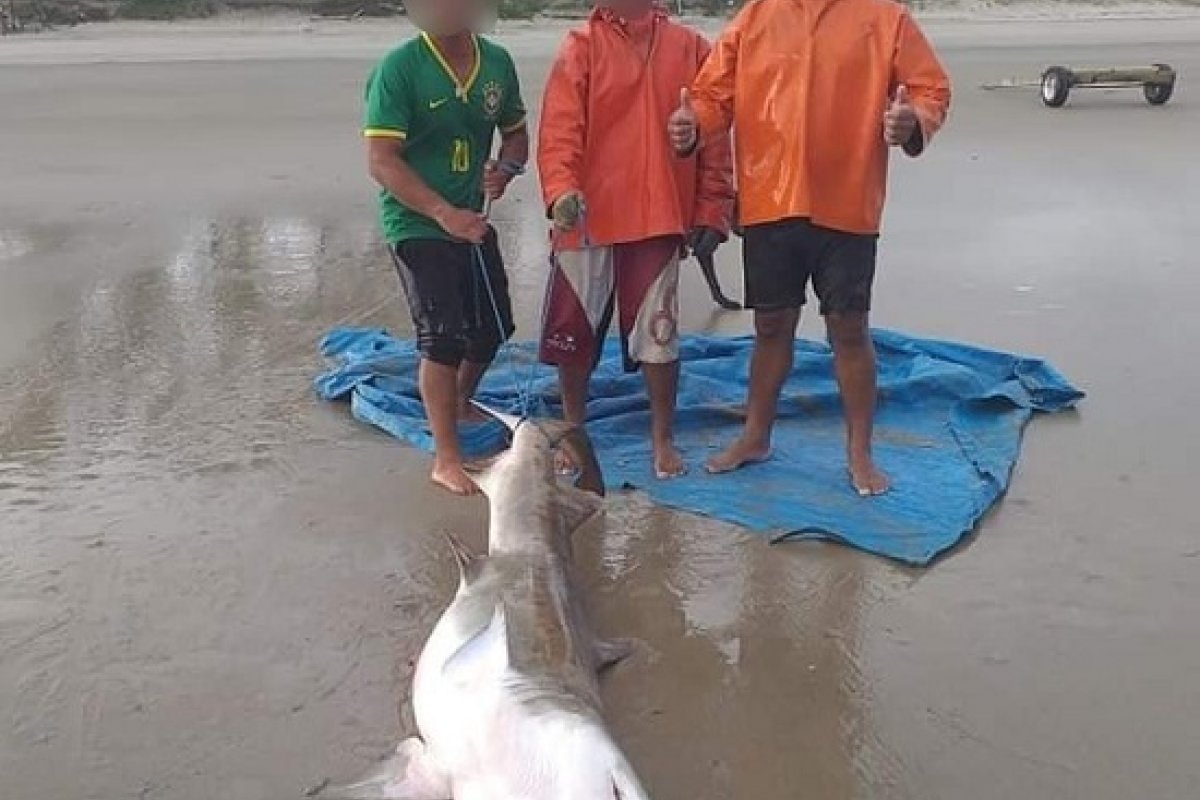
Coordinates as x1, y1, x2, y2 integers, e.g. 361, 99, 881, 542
315, 327, 1083, 566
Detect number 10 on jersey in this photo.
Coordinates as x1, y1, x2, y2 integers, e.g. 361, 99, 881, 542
451, 138, 470, 173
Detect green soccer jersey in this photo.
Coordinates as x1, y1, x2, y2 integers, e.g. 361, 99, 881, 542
363, 33, 526, 243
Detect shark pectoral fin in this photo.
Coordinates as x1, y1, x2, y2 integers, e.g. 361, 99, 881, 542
317, 737, 450, 800
593, 637, 638, 673
558, 485, 605, 537
442, 604, 508, 686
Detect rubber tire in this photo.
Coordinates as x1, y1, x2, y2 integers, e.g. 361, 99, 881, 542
1041, 66, 1073, 108
1144, 66, 1176, 106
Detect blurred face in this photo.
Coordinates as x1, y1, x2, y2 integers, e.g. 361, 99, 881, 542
406, 0, 494, 36
600, 0, 654, 19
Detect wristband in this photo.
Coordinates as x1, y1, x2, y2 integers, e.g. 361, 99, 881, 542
498, 159, 526, 178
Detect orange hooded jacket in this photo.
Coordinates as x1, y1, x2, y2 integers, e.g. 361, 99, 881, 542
538, 6, 735, 251
691, 0, 951, 235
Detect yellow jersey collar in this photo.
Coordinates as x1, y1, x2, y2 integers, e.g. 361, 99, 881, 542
421, 32, 482, 100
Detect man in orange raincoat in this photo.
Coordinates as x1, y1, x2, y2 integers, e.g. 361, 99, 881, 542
669, 0, 951, 496
538, 0, 735, 479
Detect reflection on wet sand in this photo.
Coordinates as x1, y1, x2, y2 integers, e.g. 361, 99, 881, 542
0, 216, 411, 797
583, 497, 905, 799
0, 228, 35, 262
1, 215, 385, 490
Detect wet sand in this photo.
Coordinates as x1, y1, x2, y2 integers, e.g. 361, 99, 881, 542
3, 15, 1200, 800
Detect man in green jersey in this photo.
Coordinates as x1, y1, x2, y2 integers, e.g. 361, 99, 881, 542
364, 0, 528, 495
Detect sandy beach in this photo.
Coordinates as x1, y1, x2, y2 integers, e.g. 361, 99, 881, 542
2, 10, 1199, 800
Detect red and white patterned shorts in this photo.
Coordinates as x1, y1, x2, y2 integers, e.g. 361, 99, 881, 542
538, 236, 682, 372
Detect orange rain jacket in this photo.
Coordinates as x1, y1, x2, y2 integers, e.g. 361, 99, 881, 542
538, 6, 735, 250
691, 0, 951, 235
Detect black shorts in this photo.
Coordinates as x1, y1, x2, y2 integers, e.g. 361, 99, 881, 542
742, 218, 878, 315
389, 227, 515, 366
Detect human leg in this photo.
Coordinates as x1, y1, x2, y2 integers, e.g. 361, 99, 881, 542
615, 237, 686, 478
391, 240, 478, 495
539, 246, 615, 433
706, 220, 809, 474
810, 225, 888, 496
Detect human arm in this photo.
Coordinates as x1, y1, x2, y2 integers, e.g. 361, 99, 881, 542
482, 125, 530, 202
669, 17, 741, 156
484, 53, 532, 202
537, 32, 589, 229
690, 36, 736, 242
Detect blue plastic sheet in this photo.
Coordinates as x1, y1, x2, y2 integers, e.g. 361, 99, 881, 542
315, 327, 1083, 565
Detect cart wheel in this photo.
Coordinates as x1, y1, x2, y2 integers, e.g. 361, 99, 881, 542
1041, 66, 1073, 108
1144, 67, 1176, 106
1144, 81, 1174, 105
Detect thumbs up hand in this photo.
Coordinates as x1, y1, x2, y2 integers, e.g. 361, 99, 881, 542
884, 84, 918, 146
668, 87, 700, 156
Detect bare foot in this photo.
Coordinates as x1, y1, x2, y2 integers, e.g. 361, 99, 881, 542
848, 455, 890, 497
654, 442, 687, 479
463, 453, 501, 473
431, 460, 480, 496
706, 438, 771, 474
553, 447, 578, 477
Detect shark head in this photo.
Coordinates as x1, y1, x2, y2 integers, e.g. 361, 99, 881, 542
467, 404, 607, 556
470, 401, 605, 498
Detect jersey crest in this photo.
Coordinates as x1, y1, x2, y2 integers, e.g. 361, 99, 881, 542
481, 80, 504, 120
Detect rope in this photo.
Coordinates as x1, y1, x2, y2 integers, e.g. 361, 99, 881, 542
469, 166, 595, 421
473, 185, 543, 419
578, 203, 591, 248
472, 241, 538, 418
